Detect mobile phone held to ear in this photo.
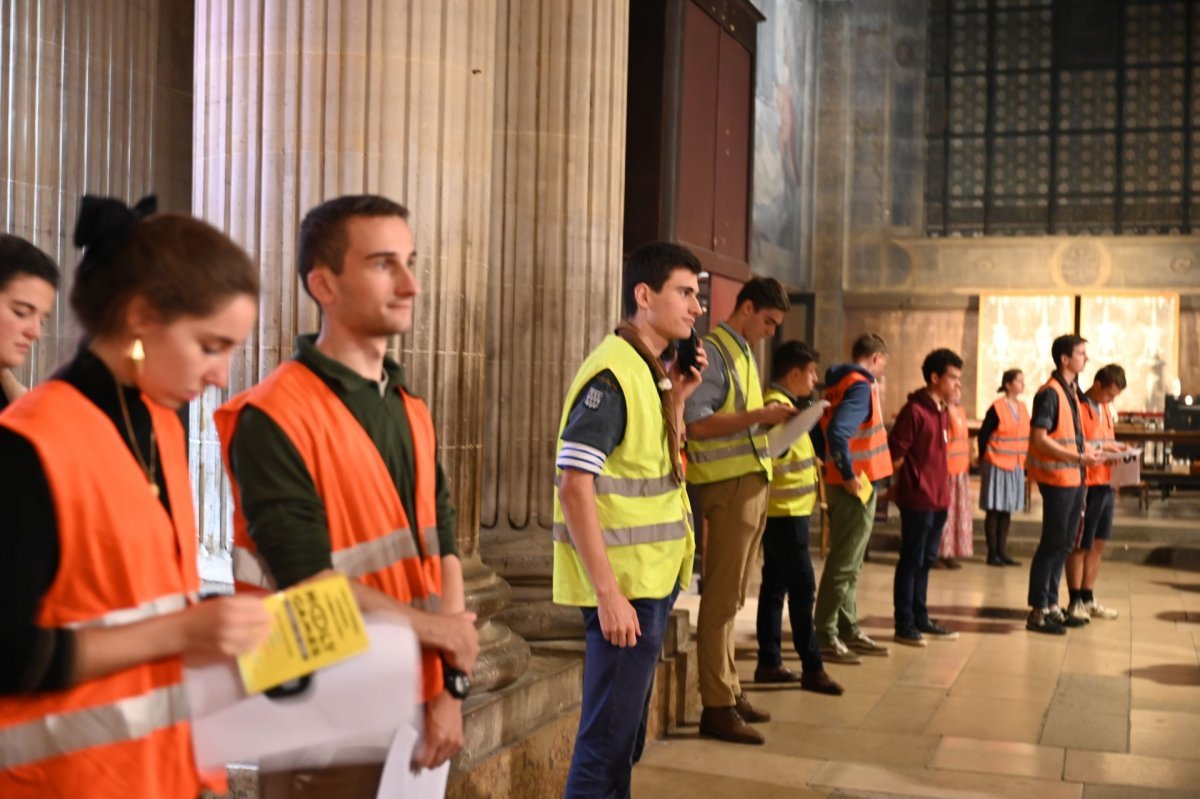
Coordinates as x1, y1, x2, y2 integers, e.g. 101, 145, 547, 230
676, 328, 700, 374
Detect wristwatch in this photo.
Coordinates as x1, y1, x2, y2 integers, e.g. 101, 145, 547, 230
443, 664, 471, 699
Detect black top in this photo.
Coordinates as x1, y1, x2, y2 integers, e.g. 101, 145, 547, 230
0, 348, 172, 695
559, 369, 627, 456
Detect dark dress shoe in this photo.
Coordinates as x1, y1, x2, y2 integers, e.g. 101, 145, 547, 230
800, 669, 845, 696
1000, 554, 1020, 566
986, 555, 1004, 567
699, 706, 765, 745
735, 692, 771, 723
754, 664, 802, 684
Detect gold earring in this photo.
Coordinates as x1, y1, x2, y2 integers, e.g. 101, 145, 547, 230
130, 338, 145, 374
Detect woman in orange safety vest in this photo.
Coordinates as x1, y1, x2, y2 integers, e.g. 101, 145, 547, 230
0, 195, 271, 799
977, 369, 1031, 566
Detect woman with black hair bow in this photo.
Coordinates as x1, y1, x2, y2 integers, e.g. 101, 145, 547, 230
0, 195, 271, 798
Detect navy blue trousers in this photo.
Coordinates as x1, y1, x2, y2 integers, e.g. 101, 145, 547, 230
563, 588, 678, 799
1029, 483, 1086, 609
756, 515, 823, 672
893, 508, 949, 630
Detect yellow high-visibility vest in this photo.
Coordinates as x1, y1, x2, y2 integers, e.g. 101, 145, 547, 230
552, 335, 695, 605
763, 387, 818, 518
685, 324, 772, 485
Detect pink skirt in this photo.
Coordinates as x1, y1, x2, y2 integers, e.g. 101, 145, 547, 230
941, 471, 974, 558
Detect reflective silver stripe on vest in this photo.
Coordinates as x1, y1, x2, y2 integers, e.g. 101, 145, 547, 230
687, 437, 764, 464
989, 446, 1028, 455
1026, 456, 1076, 471
851, 422, 885, 441
65, 593, 191, 630
555, 473, 679, 498
770, 483, 818, 500
410, 593, 442, 613
332, 528, 421, 579
850, 441, 889, 462
422, 527, 441, 558
773, 457, 815, 475
0, 682, 189, 770
233, 546, 278, 590
552, 518, 689, 548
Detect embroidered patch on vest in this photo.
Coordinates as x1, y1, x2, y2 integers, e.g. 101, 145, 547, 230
584, 386, 604, 410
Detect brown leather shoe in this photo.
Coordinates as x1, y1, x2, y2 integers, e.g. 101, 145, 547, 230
699, 706, 765, 745
734, 692, 771, 723
753, 664, 802, 684
800, 669, 845, 696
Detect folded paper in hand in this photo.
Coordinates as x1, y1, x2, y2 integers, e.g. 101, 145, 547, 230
767, 400, 830, 458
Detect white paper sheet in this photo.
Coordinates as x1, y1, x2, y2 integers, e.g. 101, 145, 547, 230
186, 614, 428, 796
767, 400, 829, 458
1110, 451, 1143, 488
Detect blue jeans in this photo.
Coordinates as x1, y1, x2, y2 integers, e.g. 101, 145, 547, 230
756, 515, 822, 672
1029, 483, 1086, 609
893, 508, 949, 630
563, 587, 678, 799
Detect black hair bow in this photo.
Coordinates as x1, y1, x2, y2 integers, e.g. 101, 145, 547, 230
73, 194, 158, 275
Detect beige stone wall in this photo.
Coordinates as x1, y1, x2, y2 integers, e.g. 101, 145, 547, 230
0, 0, 193, 383
841, 305, 979, 422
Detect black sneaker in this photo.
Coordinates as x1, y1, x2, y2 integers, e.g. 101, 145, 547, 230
893, 627, 926, 647
1027, 609, 1066, 635
916, 620, 960, 640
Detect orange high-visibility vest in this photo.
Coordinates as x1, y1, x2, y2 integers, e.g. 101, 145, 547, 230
1026, 378, 1084, 488
1082, 397, 1116, 486
215, 361, 445, 701
983, 397, 1031, 471
820, 371, 893, 485
946, 404, 970, 477
0, 381, 204, 799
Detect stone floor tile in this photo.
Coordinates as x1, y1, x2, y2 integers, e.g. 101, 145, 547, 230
1040, 708, 1129, 752
949, 668, 1060, 703
760, 721, 940, 768
928, 735, 1065, 780
632, 764, 828, 798
1064, 750, 1200, 791
639, 737, 823, 788
1083, 785, 1200, 799
858, 685, 947, 733
1129, 708, 1200, 761
923, 694, 1050, 744
742, 685, 883, 728
810, 761, 1083, 799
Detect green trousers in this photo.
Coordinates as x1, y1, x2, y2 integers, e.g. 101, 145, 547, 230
814, 483, 877, 641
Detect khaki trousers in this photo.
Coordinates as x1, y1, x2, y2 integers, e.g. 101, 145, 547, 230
693, 472, 769, 708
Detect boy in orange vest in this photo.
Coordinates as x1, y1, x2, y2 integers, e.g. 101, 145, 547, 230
1066, 364, 1129, 622
1025, 334, 1104, 634
218, 196, 479, 789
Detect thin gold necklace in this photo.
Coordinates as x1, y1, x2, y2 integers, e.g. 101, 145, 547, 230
115, 380, 159, 497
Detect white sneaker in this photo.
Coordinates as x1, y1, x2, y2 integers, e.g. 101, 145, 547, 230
1068, 601, 1091, 622
1086, 600, 1119, 620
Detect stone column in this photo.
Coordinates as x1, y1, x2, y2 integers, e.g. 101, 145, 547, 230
192, 0, 527, 692
480, 0, 628, 640
0, 0, 193, 384
811, 1, 852, 358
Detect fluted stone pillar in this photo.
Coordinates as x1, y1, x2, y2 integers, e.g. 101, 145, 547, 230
0, 0, 193, 384
480, 0, 628, 640
192, 0, 527, 692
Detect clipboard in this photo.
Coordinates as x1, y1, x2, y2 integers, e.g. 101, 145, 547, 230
767, 400, 830, 458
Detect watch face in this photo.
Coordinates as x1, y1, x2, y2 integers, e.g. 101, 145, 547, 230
446, 670, 470, 698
